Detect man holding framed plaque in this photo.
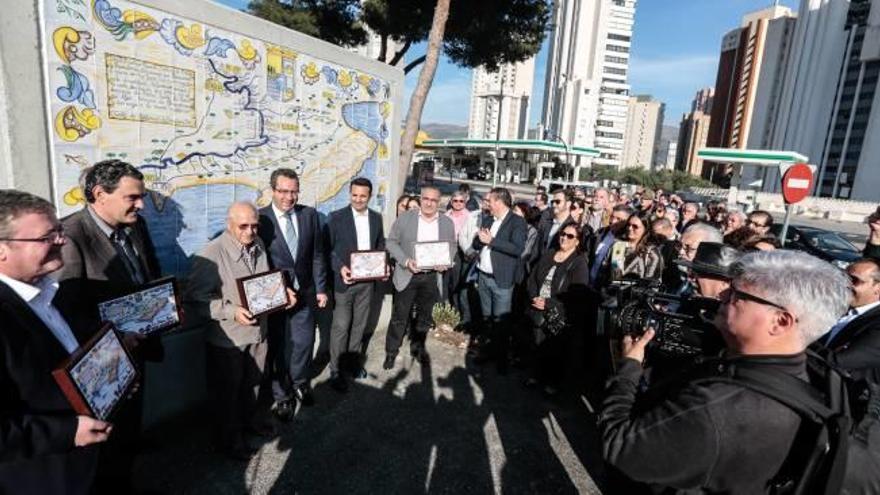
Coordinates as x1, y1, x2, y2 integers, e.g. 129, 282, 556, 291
187, 202, 296, 459
327, 178, 386, 392
0, 190, 110, 493
384, 186, 456, 369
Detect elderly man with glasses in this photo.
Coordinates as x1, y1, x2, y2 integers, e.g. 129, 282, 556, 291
601, 250, 850, 493
745, 209, 774, 235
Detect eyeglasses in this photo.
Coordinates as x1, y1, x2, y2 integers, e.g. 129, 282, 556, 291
551, 199, 562, 205
0, 228, 66, 245
274, 188, 299, 196
570, 205, 581, 211
560, 232, 578, 240
451, 199, 465, 203
746, 219, 767, 228
626, 224, 642, 230
681, 244, 698, 255
724, 286, 796, 321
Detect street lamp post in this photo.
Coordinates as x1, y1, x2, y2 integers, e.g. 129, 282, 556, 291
545, 131, 572, 181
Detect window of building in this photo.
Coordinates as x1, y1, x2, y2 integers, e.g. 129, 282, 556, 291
604, 67, 627, 76
606, 44, 630, 53
607, 33, 631, 42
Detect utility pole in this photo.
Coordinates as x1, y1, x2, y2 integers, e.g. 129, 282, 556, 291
492, 69, 506, 187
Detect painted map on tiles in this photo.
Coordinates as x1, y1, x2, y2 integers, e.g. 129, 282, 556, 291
43, 0, 394, 273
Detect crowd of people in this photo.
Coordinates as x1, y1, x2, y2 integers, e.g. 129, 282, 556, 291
2, 158, 880, 493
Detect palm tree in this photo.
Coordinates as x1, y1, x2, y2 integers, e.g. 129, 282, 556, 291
398, 0, 450, 191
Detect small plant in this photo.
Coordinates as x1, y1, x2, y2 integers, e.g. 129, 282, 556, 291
431, 302, 461, 331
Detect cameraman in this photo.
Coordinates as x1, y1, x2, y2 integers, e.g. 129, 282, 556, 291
676, 242, 739, 300
600, 250, 850, 494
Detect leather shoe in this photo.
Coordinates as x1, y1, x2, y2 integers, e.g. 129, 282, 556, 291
272, 399, 295, 423
294, 385, 315, 406
382, 354, 396, 370
330, 374, 348, 393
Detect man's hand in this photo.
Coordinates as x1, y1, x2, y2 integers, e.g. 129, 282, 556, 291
477, 228, 493, 245
75, 416, 112, 447
622, 328, 655, 364
120, 332, 145, 352
341, 266, 354, 285
531, 297, 546, 310
234, 306, 257, 326
405, 259, 420, 274
316, 293, 328, 308
285, 288, 298, 309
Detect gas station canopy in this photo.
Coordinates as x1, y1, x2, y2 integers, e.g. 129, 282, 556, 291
697, 147, 808, 165
422, 138, 601, 157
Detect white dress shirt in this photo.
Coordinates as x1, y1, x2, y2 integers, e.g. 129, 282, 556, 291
477, 210, 509, 274
352, 207, 371, 250
272, 203, 299, 245
417, 212, 440, 242
0, 274, 79, 353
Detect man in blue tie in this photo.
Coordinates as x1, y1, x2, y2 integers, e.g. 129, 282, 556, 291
258, 169, 328, 420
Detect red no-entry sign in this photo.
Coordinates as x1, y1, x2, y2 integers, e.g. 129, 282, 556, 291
781, 163, 813, 204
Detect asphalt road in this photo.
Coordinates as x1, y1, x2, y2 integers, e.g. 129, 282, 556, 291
134, 306, 606, 494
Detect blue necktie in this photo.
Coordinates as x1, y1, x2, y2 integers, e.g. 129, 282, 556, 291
283, 212, 300, 290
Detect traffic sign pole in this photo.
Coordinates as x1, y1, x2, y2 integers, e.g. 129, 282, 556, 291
779, 163, 815, 247
780, 204, 792, 248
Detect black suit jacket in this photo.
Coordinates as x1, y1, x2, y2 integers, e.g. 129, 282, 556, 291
328, 206, 385, 293
865, 242, 880, 261
55, 208, 163, 360
828, 304, 880, 386
258, 204, 328, 297
472, 211, 528, 288
535, 214, 575, 261
0, 280, 98, 494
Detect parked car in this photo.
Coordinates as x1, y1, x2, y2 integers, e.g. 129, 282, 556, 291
770, 224, 862, 269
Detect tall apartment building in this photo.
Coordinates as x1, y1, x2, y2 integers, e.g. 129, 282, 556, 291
349, 29, 404, 67
676, 88, 714, 177
704, 5, 796, 183
540, 0, 637, 171
621, 95, 664, 169
467, 58, 536, 140
654, 125, 679, 171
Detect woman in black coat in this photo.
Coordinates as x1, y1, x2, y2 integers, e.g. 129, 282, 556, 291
526, 222, 590, 395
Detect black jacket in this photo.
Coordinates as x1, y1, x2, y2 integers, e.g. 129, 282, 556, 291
526, 250, 589, 328
258, 204, 328, 297
601, 354, 807, 494
327, 206, 385, 293
472, 211, 528, 289
828, 304, 880, 389
865, 242, 880, 261
0, 280, 98, 494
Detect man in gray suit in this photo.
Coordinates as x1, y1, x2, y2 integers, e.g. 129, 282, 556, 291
384, 186, 456, 369
186, 202, 296, 459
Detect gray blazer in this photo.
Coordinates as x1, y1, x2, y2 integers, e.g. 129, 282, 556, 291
185, 231, 270, 348
386, 210, 456, 292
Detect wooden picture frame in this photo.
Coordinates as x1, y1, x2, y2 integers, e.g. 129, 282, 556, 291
349, 250, 387, 282
237, 269, 289, 318
97, 277, 182, 335
52, 323, 138, 421
414, 241, 452, 270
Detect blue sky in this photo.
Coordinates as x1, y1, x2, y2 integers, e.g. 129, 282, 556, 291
215, 0, 791, 126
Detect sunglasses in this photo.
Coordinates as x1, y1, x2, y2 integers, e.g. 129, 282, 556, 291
451, 199, 465, 203
560, 232, 578, 240
746, 220, 767, 228
626, 224, 642, 230
551, 199, 563, 205
724, 286, 798, 321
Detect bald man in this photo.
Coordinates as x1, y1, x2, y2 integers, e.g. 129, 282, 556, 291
186, 202, 296, 460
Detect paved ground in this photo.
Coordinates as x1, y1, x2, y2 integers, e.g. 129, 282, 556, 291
134, 322, 607, 494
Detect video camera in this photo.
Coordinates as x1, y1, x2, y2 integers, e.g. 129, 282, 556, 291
602, 279, 724, 359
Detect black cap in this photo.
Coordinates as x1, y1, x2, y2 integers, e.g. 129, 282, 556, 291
675, 242, 740, 279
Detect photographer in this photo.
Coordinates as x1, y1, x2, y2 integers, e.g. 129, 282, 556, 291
600, 250, 850, 494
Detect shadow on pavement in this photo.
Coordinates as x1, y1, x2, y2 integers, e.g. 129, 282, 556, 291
133, 333, 606, 494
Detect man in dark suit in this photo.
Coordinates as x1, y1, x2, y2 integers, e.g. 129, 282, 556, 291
825, 258, 880, 381
327, 177, 385, 392
258, 168, 328, 416
55, 159, 161, 492
535, 188, 575, 261
471, 187, 527, 372
0, 190, 111, 494
384, 186, 456, 369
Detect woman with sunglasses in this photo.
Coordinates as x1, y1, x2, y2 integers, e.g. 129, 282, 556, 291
526, 223, 589, 396
619, 213, 664, 280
